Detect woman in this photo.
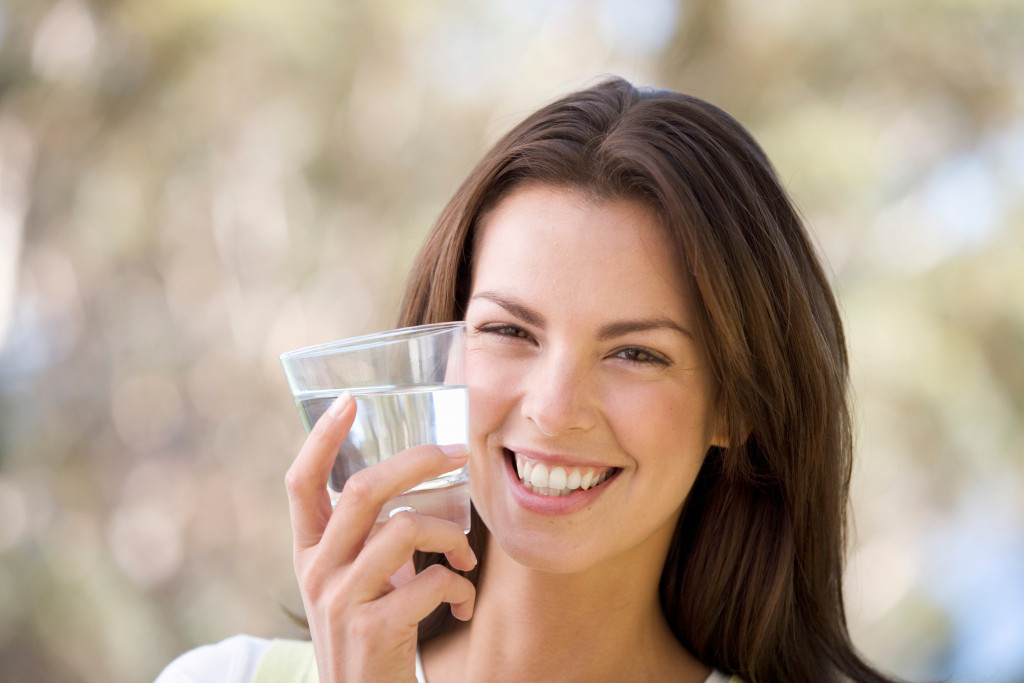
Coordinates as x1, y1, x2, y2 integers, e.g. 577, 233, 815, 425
158, 78, 899, 682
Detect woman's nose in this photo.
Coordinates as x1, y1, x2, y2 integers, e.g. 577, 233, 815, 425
519, 351, 597, 436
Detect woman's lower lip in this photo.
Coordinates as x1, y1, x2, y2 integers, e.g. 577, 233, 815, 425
502, 451, 613, 514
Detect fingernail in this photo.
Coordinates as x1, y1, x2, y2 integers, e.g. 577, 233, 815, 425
440, 443, 468, 459
327, 392, 353, 417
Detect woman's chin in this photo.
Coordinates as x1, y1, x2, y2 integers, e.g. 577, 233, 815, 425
484, 528, 599, 576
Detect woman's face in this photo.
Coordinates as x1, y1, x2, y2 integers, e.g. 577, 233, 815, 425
464, 184, 721, 574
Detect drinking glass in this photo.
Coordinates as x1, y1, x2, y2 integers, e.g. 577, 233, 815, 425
279, 322, 470, 532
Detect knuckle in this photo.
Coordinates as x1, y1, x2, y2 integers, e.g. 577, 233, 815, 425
346, 605, 387, 642
420, 563, 473, 600
303, 567, 356, 610
321, 577, 351, 608
385, 510, 419, 541
296, 564, 326, 600
418, 563, 451, 587
345, 616, 372, 644
340, 469, 376, 505
283, 465, 303, 495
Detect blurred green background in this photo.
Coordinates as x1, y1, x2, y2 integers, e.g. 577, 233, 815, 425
1, 0, 1022, 681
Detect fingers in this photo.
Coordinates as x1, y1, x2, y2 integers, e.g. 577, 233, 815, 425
297, 511, 477, 660
351, 511, 477, 598
307, 562, 475, 681
378, 563, 476, 624
388, 559, 417, 590
297, 507, 477, 630
285, 393, 477, 680
318, 443, 469, 557
285, 393, 357, 551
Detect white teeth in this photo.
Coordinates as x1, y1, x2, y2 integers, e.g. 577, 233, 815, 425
548, 466, 567, 490
513, 453, 614, 497
530, 462, 549, 488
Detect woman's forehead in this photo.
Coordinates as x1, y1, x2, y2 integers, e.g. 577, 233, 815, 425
468, 185, 696, 323
475, 184, 671, 253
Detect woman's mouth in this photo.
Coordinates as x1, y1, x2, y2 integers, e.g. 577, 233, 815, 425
505, 448, 618, 497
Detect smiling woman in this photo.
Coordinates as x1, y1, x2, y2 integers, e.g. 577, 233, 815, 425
460, 186, 719, 586
396, 77, 904, 682
157, 77, 903, 683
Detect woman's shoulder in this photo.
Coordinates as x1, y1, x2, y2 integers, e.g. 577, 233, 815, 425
154, 634, 274, 683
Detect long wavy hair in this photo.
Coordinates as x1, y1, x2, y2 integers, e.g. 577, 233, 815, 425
398, 77, 895, 683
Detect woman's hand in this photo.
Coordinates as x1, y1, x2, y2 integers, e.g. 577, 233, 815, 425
285, 393, 477, 683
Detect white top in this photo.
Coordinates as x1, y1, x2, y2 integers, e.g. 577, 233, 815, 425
155, 634, 733, 682
154, 635, 428, 683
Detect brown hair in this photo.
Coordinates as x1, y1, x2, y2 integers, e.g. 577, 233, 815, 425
399, 77, 896, 683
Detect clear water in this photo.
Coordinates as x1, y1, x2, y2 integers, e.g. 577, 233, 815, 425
295, 384, 470, 531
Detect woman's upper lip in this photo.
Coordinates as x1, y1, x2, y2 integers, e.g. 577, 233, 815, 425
503, 446, 620, 470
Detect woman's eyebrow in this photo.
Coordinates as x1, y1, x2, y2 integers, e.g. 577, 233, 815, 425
470, 291, 546, 327
470, 291, 692, 340
598, 318, 693, 341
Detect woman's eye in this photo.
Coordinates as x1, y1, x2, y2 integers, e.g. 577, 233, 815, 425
616, 347, 669, 366
478, 324, 531, 339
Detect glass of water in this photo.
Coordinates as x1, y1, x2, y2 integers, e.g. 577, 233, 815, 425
279, 322, 470, 533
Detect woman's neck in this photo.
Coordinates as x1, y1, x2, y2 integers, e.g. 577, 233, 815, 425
421, 538, 710, 683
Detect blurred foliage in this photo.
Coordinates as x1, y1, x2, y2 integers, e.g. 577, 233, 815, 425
0, 0, 1022, 681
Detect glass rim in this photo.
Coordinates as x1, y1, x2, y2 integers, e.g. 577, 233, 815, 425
278, 321, 466, 361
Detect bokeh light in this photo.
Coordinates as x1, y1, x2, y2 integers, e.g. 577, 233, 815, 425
1, 1, 1022, 681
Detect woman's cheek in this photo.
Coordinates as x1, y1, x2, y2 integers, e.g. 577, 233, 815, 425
604, 382, 705, 455
466, 349, 522, 434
